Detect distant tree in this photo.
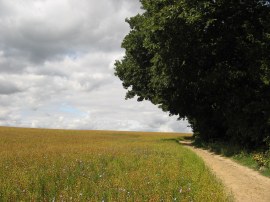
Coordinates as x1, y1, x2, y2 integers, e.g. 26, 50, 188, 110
115, 0, 270, 148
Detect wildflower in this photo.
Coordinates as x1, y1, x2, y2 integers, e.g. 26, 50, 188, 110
187, 183, 192, 191
119, 188, 126, 192
79, 193, 83, 197
253, 153, 268, 167
179, 187, 182, 193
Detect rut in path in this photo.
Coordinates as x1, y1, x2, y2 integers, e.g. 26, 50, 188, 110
180, 141, 270, 202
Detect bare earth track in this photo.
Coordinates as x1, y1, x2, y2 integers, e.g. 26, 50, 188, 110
180, 141, 270, 202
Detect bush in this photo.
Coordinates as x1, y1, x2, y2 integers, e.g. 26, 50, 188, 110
253, 153, 269, 168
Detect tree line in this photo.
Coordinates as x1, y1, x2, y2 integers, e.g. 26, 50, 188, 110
115, 0, 270, 149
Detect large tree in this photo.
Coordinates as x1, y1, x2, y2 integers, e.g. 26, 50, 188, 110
115, 0, 270, 147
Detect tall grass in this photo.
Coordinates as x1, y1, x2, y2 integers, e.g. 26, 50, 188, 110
0, 127, 231, 201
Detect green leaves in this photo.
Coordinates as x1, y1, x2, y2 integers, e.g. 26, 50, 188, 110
115, 0, 270, 148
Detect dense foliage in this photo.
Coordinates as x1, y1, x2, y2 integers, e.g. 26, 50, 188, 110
115, 0, 270, 148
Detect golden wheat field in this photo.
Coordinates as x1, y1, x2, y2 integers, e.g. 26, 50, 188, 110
0, 126, 230, 201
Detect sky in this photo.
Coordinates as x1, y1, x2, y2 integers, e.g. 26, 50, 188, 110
0, 0, 191, 132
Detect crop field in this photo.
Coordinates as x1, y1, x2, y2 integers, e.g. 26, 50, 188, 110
0, 127, 230, 201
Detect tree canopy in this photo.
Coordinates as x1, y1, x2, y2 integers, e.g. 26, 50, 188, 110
115, 0, 270, 148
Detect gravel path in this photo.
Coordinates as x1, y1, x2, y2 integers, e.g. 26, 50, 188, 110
180, 141, 270, 202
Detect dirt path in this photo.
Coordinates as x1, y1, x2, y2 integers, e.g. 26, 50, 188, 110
180, 141, 270, 202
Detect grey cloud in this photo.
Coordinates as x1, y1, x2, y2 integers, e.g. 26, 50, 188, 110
0, 0, 141, 65
0, 0, 190, 133
0, 78, 21, 94
0, 51, 30, 73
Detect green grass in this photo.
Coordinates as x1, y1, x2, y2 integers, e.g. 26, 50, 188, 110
233, 152, 270, 177
192, 139, 270, 178
0, 127, 231, 201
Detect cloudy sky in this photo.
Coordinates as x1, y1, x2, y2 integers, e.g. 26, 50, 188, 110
0, 0, 191, 132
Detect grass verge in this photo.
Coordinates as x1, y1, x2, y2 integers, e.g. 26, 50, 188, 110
0, 127, 231, 201
191, 138, 270, 177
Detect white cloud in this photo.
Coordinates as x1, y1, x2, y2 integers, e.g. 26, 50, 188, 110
0, 0, 191, 133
